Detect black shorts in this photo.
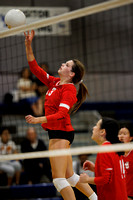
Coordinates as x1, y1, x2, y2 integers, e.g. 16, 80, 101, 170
47, 129, 74, 144
128, 196, 133, 199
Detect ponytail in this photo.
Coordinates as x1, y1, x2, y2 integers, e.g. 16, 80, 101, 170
70, 58, 89, 114
70, 82, 89, 114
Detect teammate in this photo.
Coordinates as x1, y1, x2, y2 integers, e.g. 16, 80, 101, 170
79, 117, 127, 200
118, 124, 133, 200
24, 30, 97, 200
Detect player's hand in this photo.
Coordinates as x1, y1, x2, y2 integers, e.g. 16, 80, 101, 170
83, 160, 95, 172
79, 173, 90, 183
24, 30, 35, 46
25, 115, 38, 124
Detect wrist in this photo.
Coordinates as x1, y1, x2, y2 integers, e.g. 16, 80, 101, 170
38, 116, 47, 123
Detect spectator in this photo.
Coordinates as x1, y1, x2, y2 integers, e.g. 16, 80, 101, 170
118, 123, 133, 200
21, 127, 52, 184
79, 117, 127, 200
17, 67, 43, 116
0, 128, 22, 186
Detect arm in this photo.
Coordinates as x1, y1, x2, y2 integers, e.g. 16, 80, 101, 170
25, 115, 47, 124
25, 105, 71, 124
25, 86, 77, 124
80, 173, 95, 185
24, 30, 35, 62
94, 153, 114, 185
79, 170, 113, 186
80, 153, 114, 186
24, 31, 57, 87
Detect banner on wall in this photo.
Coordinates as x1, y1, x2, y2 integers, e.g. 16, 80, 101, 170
0, 6, 70, 36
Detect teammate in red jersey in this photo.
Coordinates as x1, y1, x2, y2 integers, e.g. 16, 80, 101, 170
118, 124, 133, 200
24, 30, 97, 200
79, 117, 127, 200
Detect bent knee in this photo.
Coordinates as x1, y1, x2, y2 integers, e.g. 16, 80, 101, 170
53, 178, 70, 192
7, 168, 15, 177
67, 173, 80, 187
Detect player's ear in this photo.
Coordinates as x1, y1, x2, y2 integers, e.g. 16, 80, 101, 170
70, 71, 75, 78
100, 129, 106, 136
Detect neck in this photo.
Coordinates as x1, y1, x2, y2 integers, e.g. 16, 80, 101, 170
31, 139, 37, 144
59, 77, 72, 85
125, 150, 130, 155
97, 138, 107, 145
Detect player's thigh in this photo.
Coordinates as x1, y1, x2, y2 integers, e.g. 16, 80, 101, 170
49, 139, 70, 178
66, 155, 74, 178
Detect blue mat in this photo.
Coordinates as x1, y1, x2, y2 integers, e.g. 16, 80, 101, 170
0, 183, 57, 199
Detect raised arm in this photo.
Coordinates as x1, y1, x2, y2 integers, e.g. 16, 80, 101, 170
24, 30, 35, 62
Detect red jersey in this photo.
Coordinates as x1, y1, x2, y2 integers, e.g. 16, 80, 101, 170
94, 141, 127, 200
123, 150, 133, 197
28, 59, 77, 131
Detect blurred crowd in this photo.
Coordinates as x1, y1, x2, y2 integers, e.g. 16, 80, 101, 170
0, 127, 52, 186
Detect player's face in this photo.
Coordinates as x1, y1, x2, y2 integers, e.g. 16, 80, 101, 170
118, 128, 133, 143
92, 119, 102, 143
58, 60, 75, 78
1, 130, 10, 143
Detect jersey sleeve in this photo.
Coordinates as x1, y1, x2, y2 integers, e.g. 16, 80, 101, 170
46, 86, 77, 122
28, 59, 59, 88
94, 153, 114, 185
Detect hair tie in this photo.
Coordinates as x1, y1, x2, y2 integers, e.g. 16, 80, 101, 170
79, 79, 83, 84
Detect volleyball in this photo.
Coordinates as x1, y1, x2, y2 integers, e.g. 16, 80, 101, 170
5, 9, 26, 29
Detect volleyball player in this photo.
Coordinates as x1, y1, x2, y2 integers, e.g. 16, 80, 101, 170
24, 30, 97, 200
79, 117, 127, 200
118, 124, 133, 200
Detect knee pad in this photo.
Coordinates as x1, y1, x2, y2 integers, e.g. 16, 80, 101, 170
53, 178, 70, 192
67, 173, 80, 187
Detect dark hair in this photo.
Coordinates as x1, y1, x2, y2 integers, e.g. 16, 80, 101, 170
101, 117, 123, 156
20, 67, 32, 79
0, 128, 10, 135
70, 59, 89, 114
120, 123, 133, 137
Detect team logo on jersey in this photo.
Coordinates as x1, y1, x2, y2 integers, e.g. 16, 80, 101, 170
125, 161, 129, 169
46, 87, 57, 96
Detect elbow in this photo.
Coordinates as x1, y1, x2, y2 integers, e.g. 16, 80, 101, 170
58, 110, 68, 119
94, 172, 113, 185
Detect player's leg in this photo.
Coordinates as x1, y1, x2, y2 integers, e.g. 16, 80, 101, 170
49, 139, 76, 200
66, 155, 97, 200
128, 197, 133, 200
